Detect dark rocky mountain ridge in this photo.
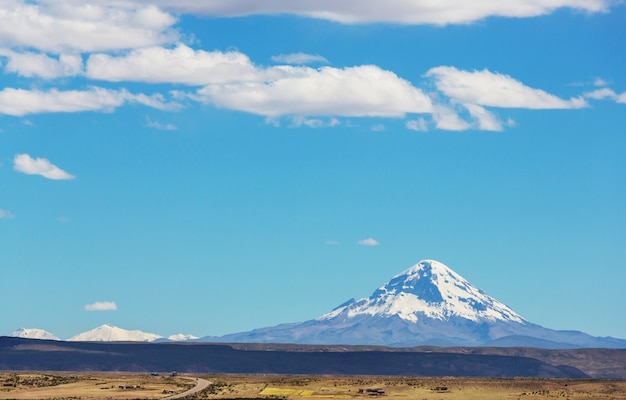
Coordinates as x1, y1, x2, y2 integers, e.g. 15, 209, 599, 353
6, 336, 625, 378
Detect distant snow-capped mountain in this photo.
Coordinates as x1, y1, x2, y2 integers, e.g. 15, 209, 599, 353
168, 333, 199, 341
11, 327, 60, 341
68, 324, 162, 342
8, 324, 199, 342
201, 260, 626, 349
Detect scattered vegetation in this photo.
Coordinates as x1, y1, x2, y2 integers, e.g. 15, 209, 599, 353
0, 373, 81, 388
2, 373, 626, 400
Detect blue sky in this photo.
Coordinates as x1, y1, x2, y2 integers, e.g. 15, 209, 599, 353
1, 0, 625, 340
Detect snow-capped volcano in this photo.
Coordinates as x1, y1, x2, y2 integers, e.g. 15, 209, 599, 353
68, 324, 162, 342
321, 260, 524, 324
11, 328, 60, 341
203, 259, 626, 349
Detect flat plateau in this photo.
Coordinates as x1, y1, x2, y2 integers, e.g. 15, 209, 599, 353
1, 373, 626, 400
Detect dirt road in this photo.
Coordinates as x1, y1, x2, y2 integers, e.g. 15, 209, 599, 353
163, 376, 210, 399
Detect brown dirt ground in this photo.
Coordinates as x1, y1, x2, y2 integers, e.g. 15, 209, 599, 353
0, 372, 193, 399
1, 373, 625, 400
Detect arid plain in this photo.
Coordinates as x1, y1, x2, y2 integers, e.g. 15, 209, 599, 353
2, 373, 626, 400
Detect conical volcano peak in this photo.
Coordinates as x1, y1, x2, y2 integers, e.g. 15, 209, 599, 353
397, 259, 459, 282
322, 259, 525, 324
381, 259, 484, 302
207, 258, 626, 348
372, 260, 447, 303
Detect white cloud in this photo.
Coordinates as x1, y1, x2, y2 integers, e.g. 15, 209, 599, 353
584, 88, 626, 104
13, 153, 75, 180
585, 88, 622, 101
86, 44, 263, 85
406, 117, 428, 132
463, 103, 503, 131
358, 238, 380, 246
370, 124, 386, 132
264, 117, 281, 127
432, 104, 471, 131
585, 88, 615, 100
85, 46, 433, 120
0, 1, 178, 53
197, 65, 433, 118
84, 301, 117, 311
131, 92, 180, 111
0, 49, 83, 78
143, 0, 610, 25
506, 118, 516, 127
146, 117, 178, 130
271, 53, 328, 65
0, 87, 176, 116
290, 116, 340, 128
325, 240, 340, 245
0, 209, 15, 219
593, 77, 609, 87
426, 66, 588, 109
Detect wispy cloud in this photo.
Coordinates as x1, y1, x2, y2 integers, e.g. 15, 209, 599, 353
358, 238, 380, 246
594, 77, 610, 87
432, 104, 471, 131
144, 0, 611, 25
271, 53, 328, 65
426, 66, 588, 109
464, 103, 503, 131
423, 66, 590, 131
585, 88, 626, 103
406, 118, 428, 132
0, 87, 177, 116
0, 209, 15, 219
325, 240, 340, 245
85, 301, 118, 311
146, 117, 178, 130
13, 154, 75, 180
289, 116, 340, 128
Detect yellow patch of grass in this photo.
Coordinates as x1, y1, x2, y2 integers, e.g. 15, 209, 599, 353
261, 387, 315, 396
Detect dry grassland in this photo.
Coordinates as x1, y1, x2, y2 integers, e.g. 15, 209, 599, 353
200, 375, 626, 400
0, 372, 193, 399
1, 373, 626, 400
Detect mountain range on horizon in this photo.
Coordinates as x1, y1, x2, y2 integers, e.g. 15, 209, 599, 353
9, 260, 626, 349
10, 325, 198, 343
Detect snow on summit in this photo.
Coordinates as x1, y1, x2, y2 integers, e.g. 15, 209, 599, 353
11, 327, 60, 341
168, 333, 199, 341
68, 324, 162, 342
321, 259, 525, 323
